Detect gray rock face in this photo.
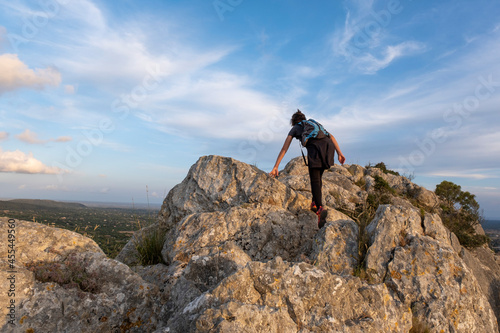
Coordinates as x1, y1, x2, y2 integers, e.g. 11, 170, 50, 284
387, 236, 498, 332
158, 155, 308, 230
3, 155, 499, 332
0, 217, 160, 333
365, 205, 424, 283
460, 246, 500, 323
168, 257, 413, 332
348, 164, 365, 183
311, 219, 359, 275
148, 156, 497, 332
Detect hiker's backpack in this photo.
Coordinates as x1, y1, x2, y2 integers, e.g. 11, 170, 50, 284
298, 119, 330, 146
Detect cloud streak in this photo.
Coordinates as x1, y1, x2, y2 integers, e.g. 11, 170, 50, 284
15, 129, 72, 144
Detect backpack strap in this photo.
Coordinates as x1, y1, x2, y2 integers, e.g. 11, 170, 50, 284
299, 141, 308, 166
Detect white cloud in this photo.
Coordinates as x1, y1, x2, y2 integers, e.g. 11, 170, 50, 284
15, 129, 45, 144
0, 131, 8, 141
0, 148, 65, 174
141, 72, 284, 140
0, 54, 61, 94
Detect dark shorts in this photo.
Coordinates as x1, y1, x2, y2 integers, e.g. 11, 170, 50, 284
306, 137, 335, 169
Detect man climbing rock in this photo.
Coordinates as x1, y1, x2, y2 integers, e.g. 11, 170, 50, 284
269, 109, 346, 228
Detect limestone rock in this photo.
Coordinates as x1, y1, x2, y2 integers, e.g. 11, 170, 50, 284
162, 204, 318, 264
311, 218, 359, 275
460, 246, 500, 323
422, 213, 453, 246
386, 235, 498, 332
348, 164, 365, 183
6, 155, 500, 333
415, 186, 439, 208
0, 217, 103, 265
158, 155, 308, 229
167, 257, 413, 332
0, 218, 161, 332
365, 205, 424, 282
364, 175, 375, 192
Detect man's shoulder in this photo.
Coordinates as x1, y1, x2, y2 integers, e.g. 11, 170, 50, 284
288, 124, 303, 137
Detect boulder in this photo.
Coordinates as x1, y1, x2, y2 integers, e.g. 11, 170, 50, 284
158, 155, 309, 229
365, 205, 424, 282
0, 218, 161, 332
311, 218, 359, 275
348, 164, 365, 183
386, 235, 498, 332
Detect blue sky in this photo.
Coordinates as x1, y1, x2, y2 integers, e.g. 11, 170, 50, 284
0, 0, 499, 218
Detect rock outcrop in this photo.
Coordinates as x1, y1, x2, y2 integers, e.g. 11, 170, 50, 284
0, 218, 160, 333
2, 155, 499, 333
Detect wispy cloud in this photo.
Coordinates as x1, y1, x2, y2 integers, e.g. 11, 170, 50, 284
354, 41, 426, 74
331, 1, 426, 74
0, 54, 61, 94
426, 172, 498, 180
0, 148, 66, 174
54, 136, 72, 142
14, 129, 72, 144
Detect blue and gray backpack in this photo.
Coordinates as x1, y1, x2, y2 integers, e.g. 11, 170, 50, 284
297, 119, 330, 166
298, 119, 330, 146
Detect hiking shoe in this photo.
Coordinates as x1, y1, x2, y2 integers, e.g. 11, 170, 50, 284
310, 201, 317, 213
317, 206, 327, 229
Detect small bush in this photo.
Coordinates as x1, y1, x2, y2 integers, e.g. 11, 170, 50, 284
135, 228, 167, 266
373, 175, 396, 195
366, 162, 400, 176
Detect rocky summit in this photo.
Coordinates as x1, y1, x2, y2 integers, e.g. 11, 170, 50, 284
2, 155, 500, 332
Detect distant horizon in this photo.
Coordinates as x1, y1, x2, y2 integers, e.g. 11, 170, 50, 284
0, 197, 162, 209
1, 196, 499, 220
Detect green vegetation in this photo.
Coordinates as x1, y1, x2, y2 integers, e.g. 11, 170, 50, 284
134, 227, 167, 265
435, 180, 489, 248
373, 175, 397, 195
0, 199, 158, 258
366, 162, 400, 176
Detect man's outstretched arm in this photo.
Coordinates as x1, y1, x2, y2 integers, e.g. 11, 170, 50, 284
270, 135, 293, 177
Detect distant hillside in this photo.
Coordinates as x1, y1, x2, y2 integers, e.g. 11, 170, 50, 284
0, 199, 87, 210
